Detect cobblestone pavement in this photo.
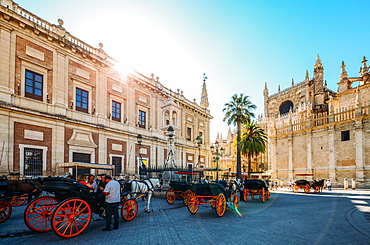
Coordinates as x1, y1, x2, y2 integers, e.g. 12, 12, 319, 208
1, 188, 369, 245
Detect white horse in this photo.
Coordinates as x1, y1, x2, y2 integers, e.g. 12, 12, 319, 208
127, 178, 161, 213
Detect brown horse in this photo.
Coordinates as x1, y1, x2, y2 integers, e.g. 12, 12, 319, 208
311, 179, 325, 193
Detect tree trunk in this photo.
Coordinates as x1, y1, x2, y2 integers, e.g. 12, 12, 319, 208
236, 122, 241, 180
247, 154, 252, 179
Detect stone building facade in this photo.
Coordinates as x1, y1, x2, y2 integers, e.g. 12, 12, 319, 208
0, 0, 212, 177
260, 55, 370, 187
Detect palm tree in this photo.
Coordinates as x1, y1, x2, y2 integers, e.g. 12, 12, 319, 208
223, 94, 256, 180
240, 121, 268, 178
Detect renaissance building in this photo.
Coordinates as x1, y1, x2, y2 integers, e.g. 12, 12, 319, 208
0, 0, 212, 178
260, 55, 370, 188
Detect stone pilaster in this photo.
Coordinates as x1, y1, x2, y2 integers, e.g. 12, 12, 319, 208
327, 126, 336, 180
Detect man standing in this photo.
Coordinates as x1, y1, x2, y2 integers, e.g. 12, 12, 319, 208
326, 179, 332, 191
102, 175, 120, 231
97, 174, 106, 194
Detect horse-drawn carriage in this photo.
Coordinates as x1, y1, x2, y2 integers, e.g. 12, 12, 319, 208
187, 181, 239, 217
24, 176, 142, 238
165, 172, 197, 206
0, 174, 42, 223
293, 179, 311, 194
242, 179, 270, 203
0, 174, 42, 207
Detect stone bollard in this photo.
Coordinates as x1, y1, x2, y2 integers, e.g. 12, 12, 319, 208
344, 178, 348, 190
351, 178, 356, 190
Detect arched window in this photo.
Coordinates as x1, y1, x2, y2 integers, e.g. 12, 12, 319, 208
165, 110, 170, 125
279, 100, 293, 115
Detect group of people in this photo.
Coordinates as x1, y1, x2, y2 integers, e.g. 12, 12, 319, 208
77, 174, 121, 231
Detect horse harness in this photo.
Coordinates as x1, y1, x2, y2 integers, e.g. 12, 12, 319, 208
130, 179, 156, 196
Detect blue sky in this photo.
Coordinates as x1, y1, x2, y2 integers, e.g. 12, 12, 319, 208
15, 0, 370, 140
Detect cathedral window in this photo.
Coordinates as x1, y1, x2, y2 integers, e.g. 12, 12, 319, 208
138, 110, 146, 128
186, 127, 192, 141
279, 100, 293, 115
341, 130, 350, 141
25, 70, 43, 101
76, 88, 89, 113
112, 100, 121, 122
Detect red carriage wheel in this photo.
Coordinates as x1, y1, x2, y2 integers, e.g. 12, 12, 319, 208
233, 194, 239, 209
24, 196, 58, 232
121, 199, 138, 221
183, 190, 192, 206
267, 190, 271, 200
187, 192, 199, 214
10, 196, 27, 206
304, 185, 310, 194
243, 188, 248, 202
293, 185, 299, 193
51, 198, 92, 238
261, 189, 266, 203
165, 188, 176, 205
0, 200, 12, 223
251, 193, 255, 199
215, 193, 226, 217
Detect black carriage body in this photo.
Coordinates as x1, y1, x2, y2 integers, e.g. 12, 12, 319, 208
169, 181, 192, 192
40, 177, 104, 214
295, 179, 311, 187
191, 183, 230, 199
243, 179, 269, 191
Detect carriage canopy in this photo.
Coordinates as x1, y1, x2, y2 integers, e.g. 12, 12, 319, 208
55, 162, 115, 179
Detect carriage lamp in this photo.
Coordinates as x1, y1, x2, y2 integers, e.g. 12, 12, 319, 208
137, 134, 143, 145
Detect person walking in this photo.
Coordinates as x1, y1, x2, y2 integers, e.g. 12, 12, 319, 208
326, 179, 332, 191
102, 175, 120, 231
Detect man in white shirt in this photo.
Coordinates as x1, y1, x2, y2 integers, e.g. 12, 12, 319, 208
102, 175, 120, 231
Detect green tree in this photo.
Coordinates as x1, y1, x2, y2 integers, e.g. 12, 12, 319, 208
240, 121, 268, 178
223, 94, 256, 180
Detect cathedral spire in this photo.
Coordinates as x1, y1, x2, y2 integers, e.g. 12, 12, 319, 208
305, 69, 309, 83
200, 73, 209, 108
315, 54, 322, 68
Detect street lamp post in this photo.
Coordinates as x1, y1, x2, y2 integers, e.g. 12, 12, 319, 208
210, 141, 225, 180
137, 134, 144, 180
195, 135, 202, 181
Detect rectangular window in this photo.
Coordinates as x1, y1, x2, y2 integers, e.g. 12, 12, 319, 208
112, 101, 121, 122
138, 110, 146, 128
25, 70, 43, 101
76, 88, 89, 113
112, 156, 122, 176
24, 148, 43, 176
341, 130, 350, 141
186, 127, 192, 141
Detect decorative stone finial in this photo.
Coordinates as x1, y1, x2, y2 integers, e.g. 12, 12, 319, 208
57, 18, 64, 26
291, 78, 294, 86
340, 61, 348, 81
99, 43, 103, 49
360, 56, 369, 76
